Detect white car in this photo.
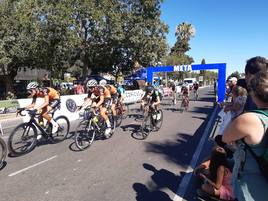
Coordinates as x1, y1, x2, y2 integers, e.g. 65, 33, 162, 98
176, 83, 189, 95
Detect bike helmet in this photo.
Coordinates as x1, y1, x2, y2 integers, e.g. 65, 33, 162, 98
145, 86, 154, 93
26, 82, 39, 90
86, 79, 98, 88
99, 79, 107, 86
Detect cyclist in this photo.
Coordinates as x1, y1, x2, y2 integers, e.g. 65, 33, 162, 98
80, 79, 112, 137
100, 80, 117, 117
117, 83, 125, 104
193, 81, 199, 100
181, 85, 189, 108
171, 82, 176, 105
141, 85, 161, 116
24, 82, 60, 133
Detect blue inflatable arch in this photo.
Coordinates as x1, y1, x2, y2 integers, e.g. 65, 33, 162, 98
146, 63, 226, 102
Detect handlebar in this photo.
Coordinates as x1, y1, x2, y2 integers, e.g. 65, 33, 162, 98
16, 108, 39, 117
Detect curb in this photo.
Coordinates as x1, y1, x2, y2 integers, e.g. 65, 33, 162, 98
173, 104, 220, 201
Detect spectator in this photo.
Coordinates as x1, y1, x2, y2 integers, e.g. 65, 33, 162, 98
215, 85, 247, 151
195, 146, 235, 201
222, 71, 268, 201
75, 82, 85, 94
214, 78, 218, 95
223, 85, 247, 119
243, 56, 268, 111
226, 77, 237, 102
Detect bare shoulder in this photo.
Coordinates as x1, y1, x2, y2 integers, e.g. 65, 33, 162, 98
234, 112, 262, 125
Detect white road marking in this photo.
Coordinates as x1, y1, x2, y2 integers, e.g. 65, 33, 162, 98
8, 155, 58, 177
173, 106, 218, 201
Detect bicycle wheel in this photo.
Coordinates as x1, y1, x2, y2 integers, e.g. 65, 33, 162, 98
51, 116, 70, 143
122, 104, 129, 119
0, 137, 7, 168
153, 109, 163, 131
180, 100, 185, 113
75, 120, 96, 150
115, 107, 123, 127
8, 123, 37, 156
140, 115, 152, 139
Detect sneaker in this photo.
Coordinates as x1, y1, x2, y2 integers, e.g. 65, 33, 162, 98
51, 124, 59, 134
156, 112, 161, 120
37, 134, 42, 140
104, 127, 111, 138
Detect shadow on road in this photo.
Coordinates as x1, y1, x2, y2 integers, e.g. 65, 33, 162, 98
133, 182, 172, 201
141, 107, 214, 200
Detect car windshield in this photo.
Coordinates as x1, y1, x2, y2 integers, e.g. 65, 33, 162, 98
184, 80, 193, 84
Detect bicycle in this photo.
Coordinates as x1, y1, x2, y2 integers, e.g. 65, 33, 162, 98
114, 101, 129, 127
193, 89, 198, 101
138, 104, 163, 139
75, 107, 115, 150
0, 135, 7, 169
180, 95, 189, 112
8, 108, 70, 156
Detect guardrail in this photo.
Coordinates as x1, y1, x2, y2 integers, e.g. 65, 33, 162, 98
12, 90, 144, 122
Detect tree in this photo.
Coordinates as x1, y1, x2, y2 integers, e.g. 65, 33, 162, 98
0, 0, 169, 95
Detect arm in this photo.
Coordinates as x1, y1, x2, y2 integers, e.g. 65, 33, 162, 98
152, 95, 160, 106
24, 97, 37, 109
81, 97, 92, 109
95, 95, 104, 107
36, 95, 49, 110
200, 166, 224, 190
224, 102, 242, 112
222, 112, 264, 144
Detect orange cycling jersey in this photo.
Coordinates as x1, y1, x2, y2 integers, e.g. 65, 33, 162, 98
107, 84, 117, 95
34, 87, 60, 100
88, 86, 111, 99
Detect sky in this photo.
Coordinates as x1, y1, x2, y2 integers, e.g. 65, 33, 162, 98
160, 0, 268, 76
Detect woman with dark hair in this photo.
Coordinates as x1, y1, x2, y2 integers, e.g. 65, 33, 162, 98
223, 71, 268, 201
196, 146, 235, 200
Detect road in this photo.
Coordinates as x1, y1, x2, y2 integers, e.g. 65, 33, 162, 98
0, 87, 216, 201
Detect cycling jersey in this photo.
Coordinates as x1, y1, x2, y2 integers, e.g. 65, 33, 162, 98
106, 84, 117, 96
181, 87, 189, 96
88, 86, 111, 99
34, 87, 60, 101
143, 90, 160, 103
193, 83, 199, 90
117, 86, 125, 96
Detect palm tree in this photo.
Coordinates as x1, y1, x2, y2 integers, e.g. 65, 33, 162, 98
175, 22, 196, 41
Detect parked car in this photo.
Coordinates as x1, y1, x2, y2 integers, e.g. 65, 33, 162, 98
183, 78, 196, 90
176, 82, 190, 95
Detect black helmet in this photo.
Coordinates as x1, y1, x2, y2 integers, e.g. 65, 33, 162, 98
145, 86, 154, 93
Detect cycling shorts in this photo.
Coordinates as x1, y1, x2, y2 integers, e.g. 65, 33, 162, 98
49, 99, 61, 109
102, 98, 112, 108
111, 94, 118, 103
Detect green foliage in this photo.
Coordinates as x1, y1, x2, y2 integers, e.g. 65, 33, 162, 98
0, 0, 168, 92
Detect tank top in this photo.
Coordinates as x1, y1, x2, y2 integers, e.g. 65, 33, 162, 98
232, 111, 268, 201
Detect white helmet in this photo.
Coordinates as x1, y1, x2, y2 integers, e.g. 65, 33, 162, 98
27, 82, 39, 90
86, 79, 98, 88
99, 79, 107, 86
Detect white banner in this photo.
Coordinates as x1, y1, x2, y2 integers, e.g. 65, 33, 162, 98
17, 90, 144, 122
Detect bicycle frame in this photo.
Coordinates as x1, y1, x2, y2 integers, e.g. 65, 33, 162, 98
26, 114, 51, 138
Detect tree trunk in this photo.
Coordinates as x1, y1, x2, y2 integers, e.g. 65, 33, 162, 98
0, 75, 15, 95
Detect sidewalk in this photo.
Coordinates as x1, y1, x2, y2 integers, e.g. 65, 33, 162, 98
0, 113, 22, 136
0, 113, 17, 121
